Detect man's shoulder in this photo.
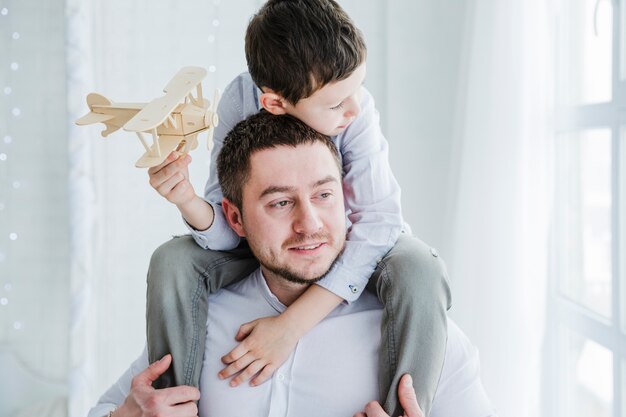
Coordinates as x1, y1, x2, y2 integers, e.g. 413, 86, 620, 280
432, 319, 495, 417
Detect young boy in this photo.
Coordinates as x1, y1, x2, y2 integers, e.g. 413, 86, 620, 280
145, 1, 451, 415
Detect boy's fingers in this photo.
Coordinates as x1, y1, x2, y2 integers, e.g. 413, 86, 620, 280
133, 354, 172, 387
221, 341, 248, 364
229, 359, 264, 387
156, 172, 185, 197
250, 363, 275, 387
147, 151, 179, 176
398, 375, 423, 417
219, 352, 255, 379
235, 321, 256, 342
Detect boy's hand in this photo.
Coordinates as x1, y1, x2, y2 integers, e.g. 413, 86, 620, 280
218, 315, 299, 387
148, 151, 195, 206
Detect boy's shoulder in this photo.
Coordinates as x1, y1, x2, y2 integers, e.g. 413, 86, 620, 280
221, 71, 262, 119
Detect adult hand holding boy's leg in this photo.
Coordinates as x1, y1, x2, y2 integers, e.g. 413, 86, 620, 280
353, 374, 423, 417
113, 354, 200, 417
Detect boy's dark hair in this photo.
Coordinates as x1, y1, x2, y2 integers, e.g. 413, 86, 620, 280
245, 0, 367, 104
217, 111, 341, 210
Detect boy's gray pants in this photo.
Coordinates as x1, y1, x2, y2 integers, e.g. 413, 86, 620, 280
146, 233, 451, 417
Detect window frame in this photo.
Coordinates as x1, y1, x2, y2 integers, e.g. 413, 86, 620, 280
548, 1, 626, 416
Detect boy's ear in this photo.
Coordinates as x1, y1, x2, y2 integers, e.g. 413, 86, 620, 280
221, 198, 246, 237
259, 89, 288, 115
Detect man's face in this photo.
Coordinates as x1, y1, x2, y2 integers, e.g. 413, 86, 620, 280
226, 142, 346, 285
283, 64, 366, 137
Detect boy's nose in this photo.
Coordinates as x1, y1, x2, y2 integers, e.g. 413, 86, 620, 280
343, 94, 361, 118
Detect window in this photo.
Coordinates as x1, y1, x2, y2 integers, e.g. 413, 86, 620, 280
549, 1, 626, 416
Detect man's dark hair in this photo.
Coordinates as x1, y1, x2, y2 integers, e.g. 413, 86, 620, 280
217, 111, 341, 209
245, 0, 367, 104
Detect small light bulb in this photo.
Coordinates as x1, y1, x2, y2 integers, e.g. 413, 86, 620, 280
207, 35, 215, 43
4, 283, 12, 290
209, 65, 216, 73
0, 298, 8, 306
12, 108, 21, 117
9, 233, 17, 241
0, 153, 6, 161
10, 62, 19, 71
12, 32, 19, 40
13, 321, 22, 330
3, 136, 11, 144
212, 19, 220, 27
3, 86, 11, 95
12, 181, 20, 189
1, 8, 8, 16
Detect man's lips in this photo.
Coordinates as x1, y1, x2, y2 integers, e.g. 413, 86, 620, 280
288, 242, 327, 252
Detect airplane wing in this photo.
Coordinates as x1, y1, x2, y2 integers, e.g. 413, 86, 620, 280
134, 135, 184, 168
75, 112, 115, 126
124, 67, 207, 133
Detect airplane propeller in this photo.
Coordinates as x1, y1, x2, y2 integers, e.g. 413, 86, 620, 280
204, 88, 220, 150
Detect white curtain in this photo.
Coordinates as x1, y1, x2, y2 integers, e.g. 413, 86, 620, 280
445, 2, 553, 417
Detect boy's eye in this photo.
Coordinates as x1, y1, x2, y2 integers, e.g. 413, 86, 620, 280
330, 102, 344, 111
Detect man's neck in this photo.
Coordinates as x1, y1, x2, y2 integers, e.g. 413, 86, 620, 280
260, 267, 310, 306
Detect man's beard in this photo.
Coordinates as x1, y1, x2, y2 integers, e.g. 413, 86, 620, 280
259, 235, 345, 286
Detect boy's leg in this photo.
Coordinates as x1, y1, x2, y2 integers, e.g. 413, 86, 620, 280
367, 234, 452, 417
146, 235, 259, 389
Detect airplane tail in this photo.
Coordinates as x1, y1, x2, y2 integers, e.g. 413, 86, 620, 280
75, 93, 120, 137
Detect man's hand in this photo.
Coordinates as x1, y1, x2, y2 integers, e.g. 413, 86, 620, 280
148, 151, 195, 206
114, 354, 200, 417
353, 374, 423, 417
218, 316, 299, 387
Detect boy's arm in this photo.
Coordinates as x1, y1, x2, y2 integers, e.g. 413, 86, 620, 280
219, 286, 342, 386
318, 86, 404, 302
182, 73, 262, 250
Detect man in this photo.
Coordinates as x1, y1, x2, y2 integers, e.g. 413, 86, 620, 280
88, 112, 495, 417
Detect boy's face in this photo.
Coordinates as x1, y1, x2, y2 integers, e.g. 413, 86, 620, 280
284, 64, 366, 137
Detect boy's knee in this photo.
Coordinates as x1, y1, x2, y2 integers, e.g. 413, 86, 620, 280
380, 236, 451, 308
150, 236, 194, 272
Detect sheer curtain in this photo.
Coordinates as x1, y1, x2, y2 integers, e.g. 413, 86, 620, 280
445, 1, 553, 417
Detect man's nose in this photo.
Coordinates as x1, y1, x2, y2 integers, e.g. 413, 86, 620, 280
293, 202, 323, 234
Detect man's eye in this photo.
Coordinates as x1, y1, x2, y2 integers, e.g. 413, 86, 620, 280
271, 200, 291, 208
320, 192, 332, 199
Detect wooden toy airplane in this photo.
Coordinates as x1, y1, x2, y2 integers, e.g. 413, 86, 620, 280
75, 66, 219, 168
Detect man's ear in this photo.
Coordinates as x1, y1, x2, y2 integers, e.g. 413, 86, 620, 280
222, 198, 246, 237
259, 89, 288, 115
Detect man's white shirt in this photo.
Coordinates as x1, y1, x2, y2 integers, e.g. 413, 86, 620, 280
88, 270, 495, 417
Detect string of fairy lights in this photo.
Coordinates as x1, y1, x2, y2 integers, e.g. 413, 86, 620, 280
0, 4, 23, 333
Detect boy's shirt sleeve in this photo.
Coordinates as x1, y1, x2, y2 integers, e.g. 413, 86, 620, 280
316, 87, 404, 302
184, 74, 259, 250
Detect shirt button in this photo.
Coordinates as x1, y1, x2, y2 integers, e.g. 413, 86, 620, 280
349, 285, 359, 294
430, 248, 439, 257
277, 373, 285, 381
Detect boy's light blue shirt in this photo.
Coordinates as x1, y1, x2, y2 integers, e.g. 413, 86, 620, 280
186, 72, 404, 302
